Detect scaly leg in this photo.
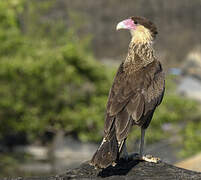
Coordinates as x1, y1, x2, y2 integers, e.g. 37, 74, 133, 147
139, 128, 145, 157
139, 127, 161, 163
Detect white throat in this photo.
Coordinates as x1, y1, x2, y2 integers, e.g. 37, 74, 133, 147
130, 25, 153, 44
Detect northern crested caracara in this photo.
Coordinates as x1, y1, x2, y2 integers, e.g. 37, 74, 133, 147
90, 16, 165, 168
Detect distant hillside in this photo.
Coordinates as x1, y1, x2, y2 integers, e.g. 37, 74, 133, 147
26, 0, 201, 66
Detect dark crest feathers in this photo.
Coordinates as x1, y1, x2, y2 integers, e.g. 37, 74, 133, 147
131, 16, 158, 38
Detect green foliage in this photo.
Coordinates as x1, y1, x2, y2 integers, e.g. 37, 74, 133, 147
0, 152, 36, 177
0, 153, 19, 177
180, 120, 201, 157
0, 0, 25, 56
0, 0, 112, 142
0, 35, 112, 142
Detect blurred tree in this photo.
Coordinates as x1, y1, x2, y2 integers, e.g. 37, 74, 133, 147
0, 0, 112, 143
0, 0, 200, 159
0, 0, 25, 56
0, 40, 112, 142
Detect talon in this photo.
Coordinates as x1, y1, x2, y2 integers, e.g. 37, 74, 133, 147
112, 162, 117, 167
141, 154, 161, 163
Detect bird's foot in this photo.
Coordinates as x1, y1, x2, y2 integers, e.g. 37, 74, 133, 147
119, 145, 129, 161
141, 154, 161, 163
119, 152, 129, 161
128, 153, 161, 163
112, 162, 117, 167
120, 152, 140, 161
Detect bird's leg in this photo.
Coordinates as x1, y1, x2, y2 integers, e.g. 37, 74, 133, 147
139, 127, 145, 157
139, 127, 161, 163
119, 142, 129, 160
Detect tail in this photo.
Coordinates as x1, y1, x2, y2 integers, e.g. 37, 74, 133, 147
90, 109, 133, 168
90, 126, 119, 168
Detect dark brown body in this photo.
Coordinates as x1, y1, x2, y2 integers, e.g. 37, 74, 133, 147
91, 17, 165, 169
105, 59, 164, 139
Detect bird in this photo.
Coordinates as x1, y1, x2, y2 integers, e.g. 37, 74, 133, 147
90, 16, 165, 169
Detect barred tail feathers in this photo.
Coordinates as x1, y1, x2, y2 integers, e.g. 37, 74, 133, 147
90, 126, 119, 168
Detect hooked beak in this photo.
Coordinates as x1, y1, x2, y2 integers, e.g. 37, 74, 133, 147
116, 18, 136, 31
116, 21, 127, 30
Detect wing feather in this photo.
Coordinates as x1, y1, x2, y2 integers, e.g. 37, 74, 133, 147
126, 93, 145, 122
115, 108, 131, 141
104, 60, 165, 141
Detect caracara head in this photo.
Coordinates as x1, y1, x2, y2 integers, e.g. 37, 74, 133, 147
116, 16, 158, 44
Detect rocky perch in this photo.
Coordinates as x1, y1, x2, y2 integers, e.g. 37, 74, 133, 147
5, 159, 201, 180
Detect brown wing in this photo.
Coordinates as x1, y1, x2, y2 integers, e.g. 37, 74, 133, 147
104, 60, 165, 142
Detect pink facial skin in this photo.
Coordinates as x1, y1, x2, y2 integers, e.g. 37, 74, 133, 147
116, 18, 137, 30
123, 19, 136, 29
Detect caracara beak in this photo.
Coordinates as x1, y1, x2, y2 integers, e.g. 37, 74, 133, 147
116, 18, 136, 31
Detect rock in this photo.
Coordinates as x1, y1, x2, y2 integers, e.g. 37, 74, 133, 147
177, 46, 201, 101
4, 159, 201, 180
175, 152, 201, 172
177, 76, 201, 102
182, 46, 201, 80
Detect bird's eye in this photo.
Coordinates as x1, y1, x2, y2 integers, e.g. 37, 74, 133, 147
134, 21, 138, 25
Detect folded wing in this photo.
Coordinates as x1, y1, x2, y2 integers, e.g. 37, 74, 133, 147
104, 60, 165, 142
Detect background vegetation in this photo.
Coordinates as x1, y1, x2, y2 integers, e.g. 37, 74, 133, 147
0, 0, 201, 176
